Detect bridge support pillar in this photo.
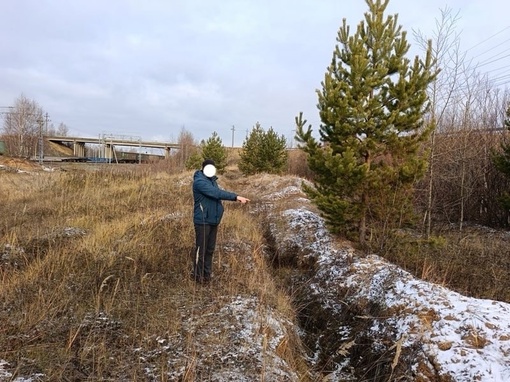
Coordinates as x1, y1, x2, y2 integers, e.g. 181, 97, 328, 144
73, 142, 86, 157
165, 146, 172, 159
104, 144, 114, 162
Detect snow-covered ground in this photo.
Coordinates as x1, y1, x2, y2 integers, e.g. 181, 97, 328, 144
135, 295, 300, 381
261, 176, 510, 381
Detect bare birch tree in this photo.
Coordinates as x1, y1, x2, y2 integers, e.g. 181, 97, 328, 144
47, 122, 70, 137
414, 7, 464, 237
414, 8, 508, 233
1, 94, 44, 157
428, 71, 509, 228
57, 122, 69, 136
176, 127, 198, 169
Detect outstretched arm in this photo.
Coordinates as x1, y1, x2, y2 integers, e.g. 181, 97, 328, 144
194, 177, 237, 201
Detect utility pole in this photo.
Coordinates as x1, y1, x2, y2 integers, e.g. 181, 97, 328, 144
0, 106, 14, 114
290, 129, 296, 149
0, 106, 14, 121
138, 138, 142, 164
231, 125, 235, 148
0, 107, 13, 156
37, 113, 50, 165
37, 118, 43, 165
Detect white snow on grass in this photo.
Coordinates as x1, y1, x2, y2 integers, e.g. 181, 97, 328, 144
137, 295, 300, 381
274, 202, 510, 381
0, 359, 44, 381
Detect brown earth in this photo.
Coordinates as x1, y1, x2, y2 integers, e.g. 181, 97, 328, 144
0, 156, 41, 171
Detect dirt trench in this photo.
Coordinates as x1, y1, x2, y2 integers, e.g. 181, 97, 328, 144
259, 205, 441, 382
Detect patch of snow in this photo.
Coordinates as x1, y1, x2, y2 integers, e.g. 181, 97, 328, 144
140, 212, 185, 225
0, 359, 44, 381
1, 243, 26, 268
137, 295, 300, 381
42, 226, 87, 239
265, 199, 510, 381
261, 185, 302, 200
1, 243, 26, 260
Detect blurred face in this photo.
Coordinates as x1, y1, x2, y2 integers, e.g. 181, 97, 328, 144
203, 164, 217, 177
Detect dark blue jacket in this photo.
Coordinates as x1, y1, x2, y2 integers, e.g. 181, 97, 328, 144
193, 170, 237, 225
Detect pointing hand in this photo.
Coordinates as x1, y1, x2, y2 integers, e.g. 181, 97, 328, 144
236, 196, 250, 204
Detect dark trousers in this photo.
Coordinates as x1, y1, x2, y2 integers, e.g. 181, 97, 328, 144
192, 224, 218, 281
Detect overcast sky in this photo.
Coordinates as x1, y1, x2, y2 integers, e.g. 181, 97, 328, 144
1, 0, 509, 146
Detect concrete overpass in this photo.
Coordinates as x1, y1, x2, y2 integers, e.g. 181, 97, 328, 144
47, 135, 180, 161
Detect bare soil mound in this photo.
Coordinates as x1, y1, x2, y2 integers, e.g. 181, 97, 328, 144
0, 156, 41, 171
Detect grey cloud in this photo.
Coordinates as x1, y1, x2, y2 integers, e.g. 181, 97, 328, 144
1, 0, 508, 145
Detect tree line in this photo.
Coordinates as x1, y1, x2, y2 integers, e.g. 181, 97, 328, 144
1, 94, 69, 157
181, 123, 288, 175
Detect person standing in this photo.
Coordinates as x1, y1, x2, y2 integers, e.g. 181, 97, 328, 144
192, 159, 250, 283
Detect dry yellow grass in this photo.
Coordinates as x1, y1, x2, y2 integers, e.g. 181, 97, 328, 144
2, 155, 508, 380
0, 161, 309, 380
381, 225, 510, 302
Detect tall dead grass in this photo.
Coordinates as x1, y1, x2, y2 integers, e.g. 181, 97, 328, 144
0, 165, 307, 380
380, 225, 510, 302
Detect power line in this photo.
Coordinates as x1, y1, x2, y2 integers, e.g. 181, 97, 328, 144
461, 26, 510, 90
477, 49, 510, 67
470, 37, 510, 60
466, 25, 510, 52
484, 64, 510, 75
0, 106, 14, 116
492, 73, 510, 88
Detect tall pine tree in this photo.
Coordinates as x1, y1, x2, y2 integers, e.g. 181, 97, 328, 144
296, 0, 436, 244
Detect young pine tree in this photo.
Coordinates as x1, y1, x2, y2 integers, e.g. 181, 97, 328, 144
185, 151, 203, 171
239, 123, 288, 175
239, 123, 264, 175
296, 0, 436, 244
201, 131, 228, 173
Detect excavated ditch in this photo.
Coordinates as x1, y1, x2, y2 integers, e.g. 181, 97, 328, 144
254, 176, 510, 382
249, 174, 510, 382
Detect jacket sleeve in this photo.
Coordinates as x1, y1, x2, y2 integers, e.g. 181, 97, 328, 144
194, 177, 237, 201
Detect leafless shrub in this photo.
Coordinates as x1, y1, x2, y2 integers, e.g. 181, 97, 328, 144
414, 7, 510, 233
1, 94, 45, 157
